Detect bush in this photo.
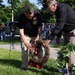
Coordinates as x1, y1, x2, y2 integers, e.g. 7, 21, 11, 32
56, 43, 75, 74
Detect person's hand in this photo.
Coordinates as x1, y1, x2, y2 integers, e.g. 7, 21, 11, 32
43, 40, 50, 46
34, 37, 39, 44
35, 37, 39, 42
24, 42, 31, 49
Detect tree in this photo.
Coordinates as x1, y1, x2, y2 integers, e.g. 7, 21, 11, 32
0, 0, 6, 23
40, 8, 53, 22
37, 0, 55, 23
59, 0, 75, 10
0, 0, 39, 24
7, 0, 38, 21
37, 0, 75, 23
0, 0, 5, 7
8, 0, 20, 22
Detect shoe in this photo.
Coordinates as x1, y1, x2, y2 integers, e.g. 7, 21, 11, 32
21, 68, 27, 71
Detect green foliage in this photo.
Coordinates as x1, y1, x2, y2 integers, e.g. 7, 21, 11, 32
40, 8, 53, 22
8, 0, 20, 9
58, 0, 75, 10
57, 44, 75, 61
0, 0, 38, 23
7, 0, 38, 21
19, 0, 38, 12
56, 43, 75, 74
0, 0, 6, 23
0, 0, 4, 7
37, 0, 75, 23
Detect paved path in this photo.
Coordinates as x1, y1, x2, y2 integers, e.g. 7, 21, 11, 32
0, 38, 64, 59
0, 44, 60, 59
0, 44, 21, 52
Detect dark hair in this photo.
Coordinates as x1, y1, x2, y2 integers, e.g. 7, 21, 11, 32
25, 4, 34, 14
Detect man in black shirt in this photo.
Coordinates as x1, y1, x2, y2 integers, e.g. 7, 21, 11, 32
18, 5, 42, 70
42, 0, 75, 46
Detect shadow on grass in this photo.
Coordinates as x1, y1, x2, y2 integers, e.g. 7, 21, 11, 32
0, 59, 21, 68
28, 65, 59, 73
43, 66, 59, 72
28, 68, 50, 75
0, 59, 60, 74
0, 59, 61, 75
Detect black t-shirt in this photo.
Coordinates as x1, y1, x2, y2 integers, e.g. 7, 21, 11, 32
48, 3, 75, 40
18, 10, 42, 37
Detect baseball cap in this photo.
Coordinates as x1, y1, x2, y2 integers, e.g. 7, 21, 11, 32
25, 5, 34, 15
42, 0, 57, 8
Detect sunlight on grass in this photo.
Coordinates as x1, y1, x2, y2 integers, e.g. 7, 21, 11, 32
0, 38, 21, 44
0, 48, 62, 75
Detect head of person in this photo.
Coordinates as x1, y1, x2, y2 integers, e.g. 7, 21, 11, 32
25, 5, 34, 19
42, 0, 57, 12
2, 22, 5, 27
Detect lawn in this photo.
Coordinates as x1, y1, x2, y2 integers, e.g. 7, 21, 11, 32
0, 38, 21, 44
0, 48, 62, 75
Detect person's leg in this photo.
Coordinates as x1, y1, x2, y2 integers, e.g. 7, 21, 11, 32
69, 29, 75, 45
42, 31, 46, 39
12, 31, 15, 39
0, 31, 1, 40
1, 32, 3, 41
63, 33, 69, 45
56, 37, 60, 45
69, 36, 75, 45
21, 35, 31, 69
64, 29, 75, 45
69, 29, 75, 65
64, 29, 75, 68
12, 32, 14, 39
70, 51, 75, 65
3, 31, 6, 40
10, 32, 12, 39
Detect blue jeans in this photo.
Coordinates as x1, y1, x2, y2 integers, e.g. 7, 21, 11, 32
1, 31, 6, 41
10, 31, 15, 39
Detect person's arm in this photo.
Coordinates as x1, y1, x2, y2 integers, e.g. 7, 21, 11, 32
35, 26, 42, 41
35, 11, 43, 41
48, 6, 67, 40
18, 13, 31, 48
19, 29, 31, 48
44, 5, 67, 45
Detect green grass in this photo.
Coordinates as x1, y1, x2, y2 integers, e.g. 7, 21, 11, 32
0, 48, 62, 75
0, 38, 21, 44
51, 43, 64, 48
